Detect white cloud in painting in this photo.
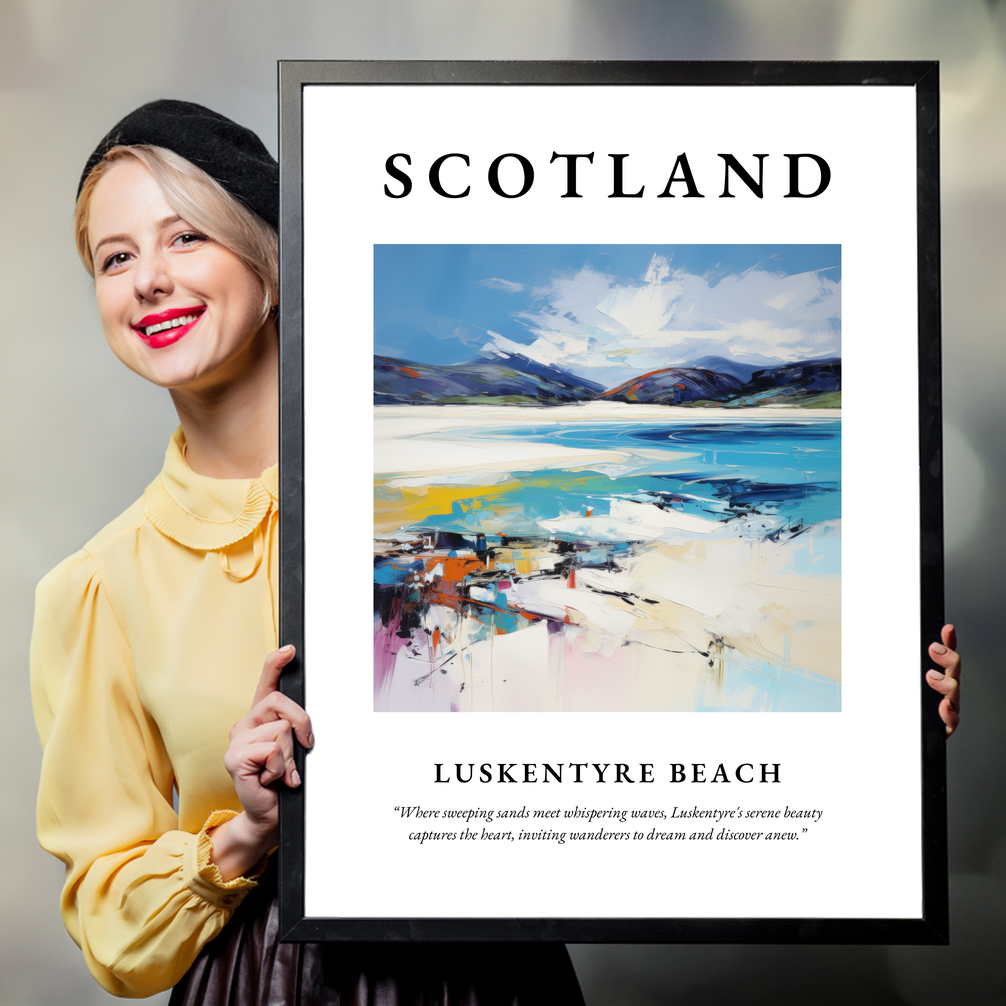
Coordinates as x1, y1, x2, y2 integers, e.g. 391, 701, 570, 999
480, 254, 841, 383
479, 277, 525, 293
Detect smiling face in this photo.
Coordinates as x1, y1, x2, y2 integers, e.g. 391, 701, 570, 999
87, 158, 272, 393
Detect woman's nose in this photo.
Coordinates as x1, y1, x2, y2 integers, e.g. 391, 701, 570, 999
133, 249, 173, 302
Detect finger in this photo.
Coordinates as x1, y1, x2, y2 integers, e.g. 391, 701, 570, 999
245, 690, 314, 749
926, 669, 959, 703
941, 624, 957, 652
230, 697, 313, 752
252, 645, 296, 707
224, 739, 287, 786
258, 742, 287, 787
939, 697, 960, 737
928, 641, 961, 680
237, 719, 301, 788
926, 670, 961, 738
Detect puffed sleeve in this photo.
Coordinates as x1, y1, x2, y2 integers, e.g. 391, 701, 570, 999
31, 549, 262, 998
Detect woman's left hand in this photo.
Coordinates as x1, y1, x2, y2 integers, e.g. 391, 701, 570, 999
926, 624, 961, 737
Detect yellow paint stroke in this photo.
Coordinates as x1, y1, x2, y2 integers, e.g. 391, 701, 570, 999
374, 477, 522, 532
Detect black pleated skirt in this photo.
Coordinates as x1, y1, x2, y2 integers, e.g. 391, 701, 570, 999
169, 869, 585, 1006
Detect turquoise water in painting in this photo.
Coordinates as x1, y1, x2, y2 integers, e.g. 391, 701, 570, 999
415, 418, 841, 573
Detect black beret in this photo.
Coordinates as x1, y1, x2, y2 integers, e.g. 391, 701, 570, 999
78, 99, 278, 228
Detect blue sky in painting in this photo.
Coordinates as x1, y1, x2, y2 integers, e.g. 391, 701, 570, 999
374, 245, 841, 385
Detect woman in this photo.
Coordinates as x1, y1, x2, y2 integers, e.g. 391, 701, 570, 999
32, 99, 963, 1003
31, 100, 586, 1003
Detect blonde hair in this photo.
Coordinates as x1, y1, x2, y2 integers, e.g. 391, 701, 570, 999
75, 145, 278, 322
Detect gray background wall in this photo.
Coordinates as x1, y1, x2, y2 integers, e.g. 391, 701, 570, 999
1, 2, 1003, 1003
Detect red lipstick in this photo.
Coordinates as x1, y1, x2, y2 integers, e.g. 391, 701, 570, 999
132, 306, 205, 349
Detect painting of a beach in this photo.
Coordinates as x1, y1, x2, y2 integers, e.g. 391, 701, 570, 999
373, 245, 841, 713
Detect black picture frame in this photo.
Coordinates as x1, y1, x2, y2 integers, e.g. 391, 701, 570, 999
277, 60, 945, 944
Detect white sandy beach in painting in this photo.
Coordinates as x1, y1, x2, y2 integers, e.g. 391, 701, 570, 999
375, 401, 842, 473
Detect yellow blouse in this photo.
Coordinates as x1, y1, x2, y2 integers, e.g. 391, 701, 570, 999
31, 429, 279, 998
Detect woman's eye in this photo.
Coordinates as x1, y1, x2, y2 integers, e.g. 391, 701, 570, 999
101, 251, 132, 273
173, 231, 208, 248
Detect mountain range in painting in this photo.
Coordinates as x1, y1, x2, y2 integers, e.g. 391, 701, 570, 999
374, 352, 841, 409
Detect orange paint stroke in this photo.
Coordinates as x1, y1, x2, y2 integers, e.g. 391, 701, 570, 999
422, 555, 484, 580
603, 366, 693, 398
441, 556, 485, 581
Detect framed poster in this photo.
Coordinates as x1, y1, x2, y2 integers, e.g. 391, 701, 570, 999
277, 61, 946, 943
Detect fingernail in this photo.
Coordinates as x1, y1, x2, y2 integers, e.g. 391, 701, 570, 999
928, 669, 944, 679
292, 768, 301, 787
280, 644, 295, 654
931, 643, 947, 655
306, 732, 315, 748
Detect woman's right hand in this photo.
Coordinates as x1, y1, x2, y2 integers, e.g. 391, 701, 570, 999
209, 645, 314, 881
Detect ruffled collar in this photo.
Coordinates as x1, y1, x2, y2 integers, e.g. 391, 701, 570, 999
143, 428, 278, 551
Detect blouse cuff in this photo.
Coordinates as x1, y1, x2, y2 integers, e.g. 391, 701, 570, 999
183, 810, 269, 909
